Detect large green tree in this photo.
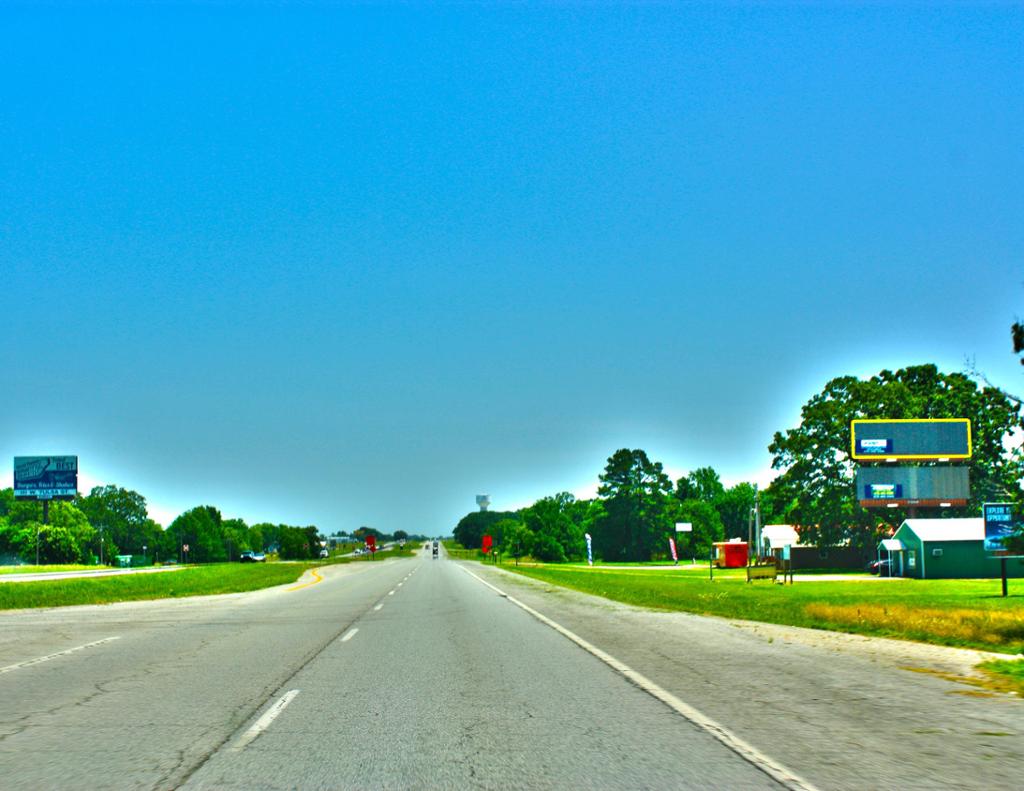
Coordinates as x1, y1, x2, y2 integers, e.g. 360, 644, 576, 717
593, 449, 674, 562
168, 506, 226, 563
520, 493, 586, 561
452, 510, 516, 549
769, 364, 1024, 548
672, 499, 725, 558
77, 486, 150, 557
675, 467, 725, 503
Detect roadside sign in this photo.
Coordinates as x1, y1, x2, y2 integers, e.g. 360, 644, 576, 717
850, 419, 971, 461
782, 545, 791, 562
668, 536, 678, 562
675, 522, 693, 533
983, 503, 1023, 557
14, 456, 78, 500
481, 535, 493, 554
365, 535, 377, 553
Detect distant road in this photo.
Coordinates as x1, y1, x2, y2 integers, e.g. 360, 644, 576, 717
0, 545, 1020, 789
0, 565, 186, 584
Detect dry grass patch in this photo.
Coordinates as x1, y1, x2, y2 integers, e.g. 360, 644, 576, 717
805, 602, 1024, 647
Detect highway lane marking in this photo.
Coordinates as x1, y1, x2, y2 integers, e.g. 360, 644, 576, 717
461, 567, 820, 791
374, 603, 384, 611
230, 690, 300, 751
398, 582, 403, 587
0, 636, 121, 675
388, 589, 395, 595
341, 628, 359, 642
286, 568, 323, 592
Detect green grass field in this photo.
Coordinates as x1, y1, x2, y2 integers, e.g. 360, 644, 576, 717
0, 562, 316, 610
504, 564, 1024, 654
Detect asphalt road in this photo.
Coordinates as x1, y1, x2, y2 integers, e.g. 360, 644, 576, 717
1, 547, 1021, 790
0, 548, 781, 790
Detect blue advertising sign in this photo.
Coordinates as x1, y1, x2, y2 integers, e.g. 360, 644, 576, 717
13, 456, 78, 500
857, 438, 893, 456
983, 503, 1021, 556
865, 483, 902, 499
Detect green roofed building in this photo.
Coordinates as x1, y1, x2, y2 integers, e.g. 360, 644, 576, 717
878, 518, 1024, 580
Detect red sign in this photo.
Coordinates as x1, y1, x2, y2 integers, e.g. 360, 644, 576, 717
365, 535, 377, 553
481, 535, 493, 554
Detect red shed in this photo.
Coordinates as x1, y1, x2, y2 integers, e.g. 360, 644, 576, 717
713, 540, 748, 568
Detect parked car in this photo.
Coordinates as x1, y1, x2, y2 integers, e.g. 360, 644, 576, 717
319, 548, 329, 558
239, 551, 266, 563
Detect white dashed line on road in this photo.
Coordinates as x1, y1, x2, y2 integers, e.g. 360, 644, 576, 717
230, 690, 299, 752
374, 604, 383, 611
0, 636, 121, 675
388, 590, 395, 596
341, 628, 358, 642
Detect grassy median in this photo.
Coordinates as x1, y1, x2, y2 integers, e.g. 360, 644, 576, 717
0, 545, 420, 610
0, 564, 96, 575
505, 564, 1024, 654
0, 563, 315, 610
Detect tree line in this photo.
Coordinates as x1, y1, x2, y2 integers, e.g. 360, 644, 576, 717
0, 485, 328, 565
453, 364, 1024, 562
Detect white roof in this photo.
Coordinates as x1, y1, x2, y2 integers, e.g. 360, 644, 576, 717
762, 524, 799, 547
880, 538, 905, 551
900, 518, 984, 543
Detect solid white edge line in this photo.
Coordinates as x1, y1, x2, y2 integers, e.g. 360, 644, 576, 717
341, 628, 359, 642
231, 690, 300, 751
460, 567, 820, 791
0, 636, 121, 675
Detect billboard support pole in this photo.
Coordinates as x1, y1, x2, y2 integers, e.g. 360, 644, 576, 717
1002, 558, 1008, 598
36, 500, 50, 566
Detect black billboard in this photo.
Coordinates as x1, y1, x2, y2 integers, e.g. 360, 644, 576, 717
855, 465, 969, 507
850, 419, 971, 461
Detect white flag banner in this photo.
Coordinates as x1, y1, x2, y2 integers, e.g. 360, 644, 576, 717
585, 532, 593, 566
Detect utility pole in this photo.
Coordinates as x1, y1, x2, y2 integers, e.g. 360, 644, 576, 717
747, 506, 754, 563
754, 485, 762, 560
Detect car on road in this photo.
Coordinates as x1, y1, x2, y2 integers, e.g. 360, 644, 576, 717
319, 549, 329, 558
239, 551, 266, 563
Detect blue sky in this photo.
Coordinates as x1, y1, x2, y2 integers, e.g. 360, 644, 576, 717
1, 3, 1022, 533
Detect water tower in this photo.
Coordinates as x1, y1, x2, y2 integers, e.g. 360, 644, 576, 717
475, 494, 491, 512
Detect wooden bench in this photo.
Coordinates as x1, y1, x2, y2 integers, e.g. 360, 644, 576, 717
746, 564, 778, 583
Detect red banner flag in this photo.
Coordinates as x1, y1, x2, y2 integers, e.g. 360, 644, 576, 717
668, 536, 678, 562
482, 535, 493, 554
